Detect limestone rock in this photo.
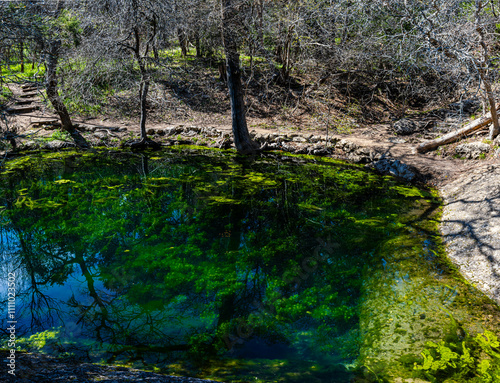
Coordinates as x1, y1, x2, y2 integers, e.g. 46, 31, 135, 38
93, 130, 109, 139
336, 139, 359, 152
183, 130, 198, 137
43, 140, 76, 150
292, 136, 308, 143
367, 158, 417, 182
163, 127, 183, 137
349, 147, 374, 164
393, 119, 418, 135
455, 142, 490, 159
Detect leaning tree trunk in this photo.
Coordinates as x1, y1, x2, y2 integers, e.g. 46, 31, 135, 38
45, 40, 74, 133
221, 0, 258, 154
481, 77, 500, 140
474, 1, 500, 140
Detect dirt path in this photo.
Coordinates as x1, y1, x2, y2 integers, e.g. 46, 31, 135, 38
441, 163, 500, 305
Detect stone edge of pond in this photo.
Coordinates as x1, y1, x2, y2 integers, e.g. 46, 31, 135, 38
2, 124, 424, 184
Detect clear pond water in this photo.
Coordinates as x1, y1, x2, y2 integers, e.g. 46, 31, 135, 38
0, 148, 499, 382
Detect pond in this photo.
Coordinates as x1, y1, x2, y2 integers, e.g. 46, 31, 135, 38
0, 147, 499, 382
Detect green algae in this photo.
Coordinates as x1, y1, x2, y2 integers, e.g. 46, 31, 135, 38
0, 147, 499, 383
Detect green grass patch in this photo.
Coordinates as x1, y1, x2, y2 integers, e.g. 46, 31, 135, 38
0, 85, 13, 104
1, 62, 45, 81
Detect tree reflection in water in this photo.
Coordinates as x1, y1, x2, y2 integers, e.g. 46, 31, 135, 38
0, 149, 471, 381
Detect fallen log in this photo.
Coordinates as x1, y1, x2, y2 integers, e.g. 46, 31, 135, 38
415, 104, 500, 153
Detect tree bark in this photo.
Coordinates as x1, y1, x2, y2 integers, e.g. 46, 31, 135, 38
221, 0, 258, 154
139, 77, 149, 140
257, 0, 264, 48
45, 40, 74, 133
415, 104, 500, 153
19, 41, 24, 73
194, 29, 202, 58
475, 1, 499, 140
178, 28, 188, 56
133, 28, 150, 142
483, 79, 500, 140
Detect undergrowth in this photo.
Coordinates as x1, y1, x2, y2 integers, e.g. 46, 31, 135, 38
1, 63, 45, 82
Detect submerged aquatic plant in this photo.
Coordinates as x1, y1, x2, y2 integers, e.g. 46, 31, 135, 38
0, 148, 499, 382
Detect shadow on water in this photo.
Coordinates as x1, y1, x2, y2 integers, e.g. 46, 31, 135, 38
0, 147, 499, 382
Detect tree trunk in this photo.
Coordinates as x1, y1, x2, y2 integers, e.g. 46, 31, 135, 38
178, 28, 188, 56
45, 40, 74, 133
218, 62, 227, 82
257, 0, 264, 48
19, 41, 24, 73
132, 26, 150, 142
484, 81, 500, 140
139, 77, 149, 141
194, 30, 202, 58
475, 1, 500, 139
221, 0, 258, 154
415, 104, 500, 153
153, 46, 159, 62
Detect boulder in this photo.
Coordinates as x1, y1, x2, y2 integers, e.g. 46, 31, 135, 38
43, 140, 76, 150
94, 130, 109, 139
187, 126, 201, 133
349, 147, 373, 164
336, 139, 359, 152
292, 136, 308, 143
449, 98, 480, 114
163, 127, 183, 137
367, 158, 417, 182
393, 119, 418, 135
183, 130, 198, 137
455, 142, 490, 159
